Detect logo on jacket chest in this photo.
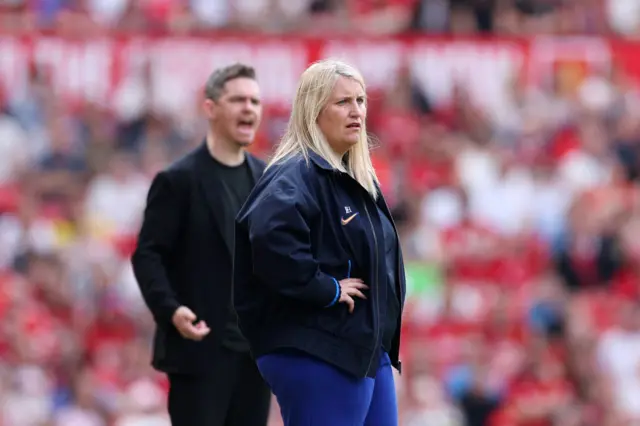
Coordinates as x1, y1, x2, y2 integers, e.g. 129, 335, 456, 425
341, 206, 359, 226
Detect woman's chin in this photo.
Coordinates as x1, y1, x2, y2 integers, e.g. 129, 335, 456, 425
344, 136, 361, 147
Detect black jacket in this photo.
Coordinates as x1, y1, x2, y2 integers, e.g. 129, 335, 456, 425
131, 143, 265, 374
234, 151, 405, 378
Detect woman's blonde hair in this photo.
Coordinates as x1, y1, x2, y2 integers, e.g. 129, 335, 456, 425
267, 58, 379, 199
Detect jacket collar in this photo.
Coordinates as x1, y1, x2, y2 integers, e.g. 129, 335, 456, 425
308, 149, 337, 172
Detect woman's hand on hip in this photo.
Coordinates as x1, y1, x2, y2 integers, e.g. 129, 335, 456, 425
338, 278, 368, 313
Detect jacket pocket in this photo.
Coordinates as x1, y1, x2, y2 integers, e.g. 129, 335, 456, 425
311, 260, 373, 347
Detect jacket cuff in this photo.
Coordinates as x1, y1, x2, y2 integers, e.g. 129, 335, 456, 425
157, 299, 181, 327
324, 278, 341, 308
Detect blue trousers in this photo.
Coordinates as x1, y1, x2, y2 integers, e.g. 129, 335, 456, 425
257, 350, 398, 426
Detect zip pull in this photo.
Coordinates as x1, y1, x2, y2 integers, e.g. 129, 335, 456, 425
347, 260, 352, 278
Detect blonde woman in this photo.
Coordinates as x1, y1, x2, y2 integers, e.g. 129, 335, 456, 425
234, 59, 405, 425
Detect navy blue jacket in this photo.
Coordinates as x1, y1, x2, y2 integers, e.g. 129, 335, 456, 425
234, 151, 405, 378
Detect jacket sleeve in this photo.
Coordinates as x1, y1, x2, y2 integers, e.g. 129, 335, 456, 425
247, 185, 341, 308
131, 171, 183, 326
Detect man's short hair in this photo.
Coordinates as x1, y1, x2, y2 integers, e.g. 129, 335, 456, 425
204, 63, 256, 101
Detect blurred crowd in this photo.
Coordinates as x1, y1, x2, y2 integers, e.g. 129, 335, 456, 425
1, 1, 640, 426
0, 0, 640, 38
384, 59, 640, 425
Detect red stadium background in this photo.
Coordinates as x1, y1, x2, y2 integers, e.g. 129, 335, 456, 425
1, 17, 640, 425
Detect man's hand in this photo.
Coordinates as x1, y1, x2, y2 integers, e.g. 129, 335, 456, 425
338, 278, 368, 313
172, 306, 211, 341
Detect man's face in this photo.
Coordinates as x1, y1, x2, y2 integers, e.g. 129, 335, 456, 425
204, 77, 262, 147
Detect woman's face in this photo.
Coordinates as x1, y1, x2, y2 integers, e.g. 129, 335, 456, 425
317, 76, 366, 155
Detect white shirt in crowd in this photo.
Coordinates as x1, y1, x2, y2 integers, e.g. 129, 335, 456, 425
84, 173, 150, 236
598, 327, 640, 417
607, 0, 640, 35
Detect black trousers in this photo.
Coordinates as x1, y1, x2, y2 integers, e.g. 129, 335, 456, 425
168, 348, 271, 426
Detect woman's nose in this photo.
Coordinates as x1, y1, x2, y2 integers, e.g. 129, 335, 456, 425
349, 103, 363, 117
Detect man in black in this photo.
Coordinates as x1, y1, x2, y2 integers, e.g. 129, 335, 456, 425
132, 64, 270, 426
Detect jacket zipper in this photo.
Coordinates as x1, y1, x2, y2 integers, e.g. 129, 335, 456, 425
362, 198, 380, 377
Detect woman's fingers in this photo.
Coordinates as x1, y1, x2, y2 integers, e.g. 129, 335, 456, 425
337, 278, 369, 313
343, 287, 367, 300
339, 293, 355, 313
339, 278, 368, 290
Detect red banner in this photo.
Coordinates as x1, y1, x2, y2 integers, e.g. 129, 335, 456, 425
0, 35, 636, 116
